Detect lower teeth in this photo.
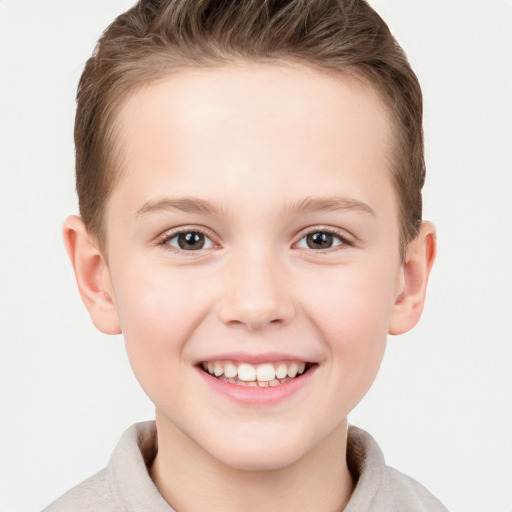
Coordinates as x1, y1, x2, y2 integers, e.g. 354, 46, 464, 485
218, 376, 293, 387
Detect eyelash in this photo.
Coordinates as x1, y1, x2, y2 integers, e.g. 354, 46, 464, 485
156, 226, 354, 254
295, 227, 354, 252
157, 227, 216, 254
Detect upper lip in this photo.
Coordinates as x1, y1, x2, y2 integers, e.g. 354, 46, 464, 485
195, 352, 315, 365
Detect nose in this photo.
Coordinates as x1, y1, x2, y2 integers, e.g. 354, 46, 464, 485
217, 248, 295, 330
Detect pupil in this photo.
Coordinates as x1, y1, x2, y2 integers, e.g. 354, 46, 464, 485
307, 232, 333, 249
178, 232, 205, 250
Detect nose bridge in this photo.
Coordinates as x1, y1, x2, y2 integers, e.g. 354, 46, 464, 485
218, 243, 294, 330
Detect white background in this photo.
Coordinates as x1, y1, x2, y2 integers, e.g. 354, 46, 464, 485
0, 1, 511, 511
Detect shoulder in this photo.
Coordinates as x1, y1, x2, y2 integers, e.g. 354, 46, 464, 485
384, 467, 448, 512
345, 426, 448, 512
43, 468, 122, 512
43, 422, 174, 512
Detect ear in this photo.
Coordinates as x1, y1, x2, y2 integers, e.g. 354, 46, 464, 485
63, 215, 121, 335
388, 221, 436, 335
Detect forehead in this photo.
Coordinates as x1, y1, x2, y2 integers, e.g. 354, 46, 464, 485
110, 62, 395, 218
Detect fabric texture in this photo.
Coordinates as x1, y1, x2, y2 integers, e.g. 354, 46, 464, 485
44, 421, 448, 512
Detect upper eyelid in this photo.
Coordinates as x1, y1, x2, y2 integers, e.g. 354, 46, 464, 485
294, 225, 355, 243
158, 225, 216, 242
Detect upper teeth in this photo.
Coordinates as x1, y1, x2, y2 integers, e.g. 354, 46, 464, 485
202, 361, 307, 382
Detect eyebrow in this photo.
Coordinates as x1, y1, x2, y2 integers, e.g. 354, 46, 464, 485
286, 196, 375, 216
136, 197, 222, 217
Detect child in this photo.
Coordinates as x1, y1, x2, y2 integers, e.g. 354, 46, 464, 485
45, 0, 444, 510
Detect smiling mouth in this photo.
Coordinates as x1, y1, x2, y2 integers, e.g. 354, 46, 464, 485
200, 360, 313, 387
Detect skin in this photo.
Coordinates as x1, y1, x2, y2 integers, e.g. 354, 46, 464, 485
64, 62, 436, 512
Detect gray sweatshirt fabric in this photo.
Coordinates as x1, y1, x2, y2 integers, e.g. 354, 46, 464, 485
44, 421, 448, 512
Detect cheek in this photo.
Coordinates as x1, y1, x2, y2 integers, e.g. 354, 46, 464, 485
109, 267, 206, 392
299, 262, 395, 386
302, 261, 396, 333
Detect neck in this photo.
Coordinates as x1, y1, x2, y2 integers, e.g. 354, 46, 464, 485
150, 412, 354, 512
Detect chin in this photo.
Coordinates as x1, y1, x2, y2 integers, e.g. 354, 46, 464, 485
217, 448, 304, 472
206, 430, 313, 472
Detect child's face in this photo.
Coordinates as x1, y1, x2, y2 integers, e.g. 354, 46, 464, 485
102, 63, 405, 469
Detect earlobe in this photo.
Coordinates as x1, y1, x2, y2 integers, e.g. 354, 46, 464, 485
63, 215, 121, 335
388, 221, 436, 335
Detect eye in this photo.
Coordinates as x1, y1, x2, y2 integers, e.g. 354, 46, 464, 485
164, 230, 214, 251
296, 230, 348, 250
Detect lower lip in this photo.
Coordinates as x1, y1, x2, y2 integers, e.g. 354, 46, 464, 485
196, 366, 316, 406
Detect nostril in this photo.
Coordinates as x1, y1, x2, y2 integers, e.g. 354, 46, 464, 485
226, 319, 245, 328
224, 316, 286, 330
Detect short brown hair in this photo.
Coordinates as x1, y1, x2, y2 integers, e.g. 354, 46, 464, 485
75, 0, 424, 255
